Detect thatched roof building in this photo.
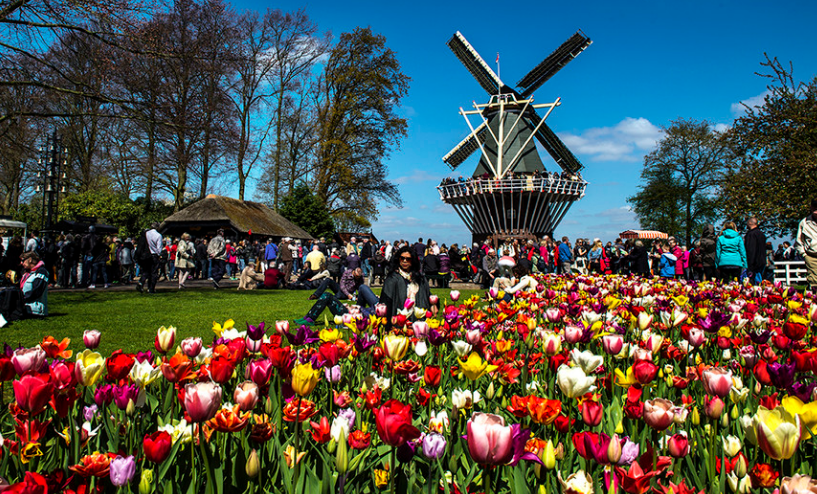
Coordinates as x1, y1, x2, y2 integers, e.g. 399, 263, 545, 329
160, 195, 313, 241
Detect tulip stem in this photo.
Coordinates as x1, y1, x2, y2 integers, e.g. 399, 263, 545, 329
292, 397, 302, 494
199, 427, 215, 494
483, 466, 492, 494
390, 446, 397, 494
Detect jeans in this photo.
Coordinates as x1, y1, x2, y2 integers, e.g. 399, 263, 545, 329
362, 258, 371, 278
211, 259, 226, 283
313, 279, 342, 299
81, 255, 94, 286
90, 261, 108, 285
357, 284, 379, 308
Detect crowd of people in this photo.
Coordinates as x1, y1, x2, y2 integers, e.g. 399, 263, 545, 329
2, 197, 816, 320
438, 170, 585, 197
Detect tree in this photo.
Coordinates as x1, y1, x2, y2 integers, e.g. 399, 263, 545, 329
628, 119, 731, 244
313, 27, 408, 229
278, 182, 334, 240
722, 55, 817, 236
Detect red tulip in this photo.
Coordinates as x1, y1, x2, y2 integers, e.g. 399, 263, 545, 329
424, 366, 442, 387
184, 382, 222, 422
633, 360, 658, 385
0, 355, 15, 381
143, 431, 173, 463
49, 361, 76, 391
207, 355, 235, 384
309, 416, 331, 444
105, 350, 136, 382
602, 335, 623, 355
13, 373, 54, 416
667, 433, 690, 458
374, 399, 421, 447
348, 430, 372, 450
580, 400, 603, 427
783, 321, 808, 341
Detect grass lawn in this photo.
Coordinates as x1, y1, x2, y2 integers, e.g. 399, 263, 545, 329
0, 286, 481, 354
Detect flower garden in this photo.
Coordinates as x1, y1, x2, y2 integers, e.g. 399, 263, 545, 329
2, 275, 817, 494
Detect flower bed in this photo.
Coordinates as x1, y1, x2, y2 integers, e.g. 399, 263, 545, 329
1, 275, 816, 494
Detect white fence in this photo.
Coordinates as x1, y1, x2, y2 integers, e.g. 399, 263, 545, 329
774, 261, 808, 286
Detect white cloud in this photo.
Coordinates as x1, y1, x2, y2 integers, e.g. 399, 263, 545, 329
393, 169, 442, 185
559, 117, 662, 162
730, 91, 770, 115
713, 123, 731, 133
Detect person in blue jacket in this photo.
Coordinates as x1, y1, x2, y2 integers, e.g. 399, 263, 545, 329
716, 221, 746, 282
20, 251, 49, 317
657, 242, 678, 278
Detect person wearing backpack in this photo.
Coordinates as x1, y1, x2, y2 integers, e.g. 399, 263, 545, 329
326, 248, 343, 282
136, 223, 163, 293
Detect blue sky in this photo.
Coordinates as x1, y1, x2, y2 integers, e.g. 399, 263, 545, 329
233, 0, 817, 245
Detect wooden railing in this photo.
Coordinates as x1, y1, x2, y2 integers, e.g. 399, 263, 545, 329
774, 261, 808, 286
437, 177, 587, 200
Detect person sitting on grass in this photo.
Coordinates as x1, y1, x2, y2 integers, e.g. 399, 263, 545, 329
20, 251, 49, 317
237, 260, 265, 290
295, 268, 377, 326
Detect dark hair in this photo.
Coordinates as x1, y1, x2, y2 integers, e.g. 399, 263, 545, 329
20, 251, 40, 262
390, 246, 422, 280
811, 198, 817, 211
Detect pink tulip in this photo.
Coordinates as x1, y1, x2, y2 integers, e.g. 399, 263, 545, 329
13, 373, 54, 415
739, 346, 758, 368
403, 299, 415, 311
375, 304, 388, 317
342, 313, 354, 325
412, 321, 430, 339
667, 433, 690, 458
184, 382, 222, 422
245, 336, 262, 353
465, 412, 542, 467
564, 325, 583, 344
602, 335, 623, 355
467, 413, 512, 466
245, 359, 273, 386
642, 398, 674, 431
12, 347, 46, 376
275, 320, 289, 335
545, 308, 561, 323
429, 295, 439, 305
324, 365, 342, 383
181, 337, 203, 358
449, 290, 460, 301
233, 381, 259, 412
701, 367, 733, 398
83, 330, 101, 349
466, 329, 482, 346
687, 328, 706, 347
704, 395, 725, 419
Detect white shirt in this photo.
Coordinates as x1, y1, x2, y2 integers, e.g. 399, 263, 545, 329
796, 215, 817, 257
146, 229, 163, 255
25, 238, 38, 252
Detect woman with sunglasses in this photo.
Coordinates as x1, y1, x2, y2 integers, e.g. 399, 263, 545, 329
380, 246, 436, 330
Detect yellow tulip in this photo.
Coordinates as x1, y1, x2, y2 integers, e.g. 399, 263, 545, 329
672, 295, 689, 307
381, 333, 409, 361
458, 352, 498, 381
75, 349, 105, 386
614, 366, 637, 387
319, 327, 341, 343
789, 313, 809, 325
291, 362, 320, 397
212, 319, 234, 337
753, 406, 802, 460
373, 468, 389, 488
781, 396, 817, 438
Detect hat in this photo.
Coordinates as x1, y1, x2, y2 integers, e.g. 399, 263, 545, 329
226, 239, 231, 243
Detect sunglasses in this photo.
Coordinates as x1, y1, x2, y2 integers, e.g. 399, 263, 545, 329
399, 256, 412, 261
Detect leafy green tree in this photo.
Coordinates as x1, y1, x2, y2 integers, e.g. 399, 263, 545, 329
313, 27, 409, 229
722, 56, 817, 236
279, 182, 335, 239
628, 119, 731, 244
60, 189, 150, 236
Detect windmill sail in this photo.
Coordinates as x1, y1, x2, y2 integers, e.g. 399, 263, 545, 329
447, 32, 513, 96
517, 31, 592, 98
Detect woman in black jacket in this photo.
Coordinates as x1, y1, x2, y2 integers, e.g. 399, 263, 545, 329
700, 224, 718, 280
380, 246, 435, 331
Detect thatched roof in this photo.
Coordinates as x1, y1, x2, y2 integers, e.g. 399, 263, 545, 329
161, 195, 313, 240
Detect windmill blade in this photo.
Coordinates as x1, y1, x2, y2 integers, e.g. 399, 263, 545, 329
517, 31, 592, 98
442, 123, 488, 169
448, 32, 511, 96
527, 111, 584, 173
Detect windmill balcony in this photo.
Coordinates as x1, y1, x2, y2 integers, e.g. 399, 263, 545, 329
437, 176, 587, 203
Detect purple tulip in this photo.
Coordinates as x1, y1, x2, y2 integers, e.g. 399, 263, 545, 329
618, 437, 640, 465
83, 404, 98, 422
337, 408, 356, 429
422, 433, 447, 459
94, 384, 114, 407
246, 322, 266, 341
768, 361, 796, 390
110, 455, 136, 487
113, 383, 140, 410
324, 365, 342, 383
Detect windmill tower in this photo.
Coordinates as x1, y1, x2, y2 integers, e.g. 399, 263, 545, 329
438, 31, 591, 244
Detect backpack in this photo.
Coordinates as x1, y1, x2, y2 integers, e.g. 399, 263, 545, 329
136, 230, 152, 262
327, 256, 342, 276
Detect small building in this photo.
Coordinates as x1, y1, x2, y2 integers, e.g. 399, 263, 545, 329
334, 232, 379, 246
160, 195, 313, 241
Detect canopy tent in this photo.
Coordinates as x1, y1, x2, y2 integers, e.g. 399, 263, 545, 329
619, 230, 669, 240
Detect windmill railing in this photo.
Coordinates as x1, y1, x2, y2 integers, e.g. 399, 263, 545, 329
437, 177, 587, 201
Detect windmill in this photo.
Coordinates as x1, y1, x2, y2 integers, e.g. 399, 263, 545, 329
438, 30, 591, 244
